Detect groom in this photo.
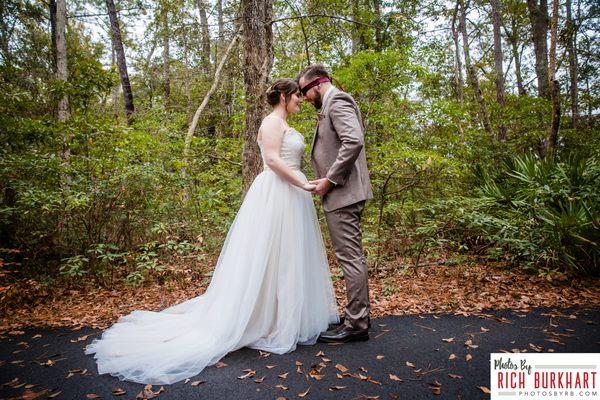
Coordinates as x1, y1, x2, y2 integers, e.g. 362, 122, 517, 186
297, 64, 374, 343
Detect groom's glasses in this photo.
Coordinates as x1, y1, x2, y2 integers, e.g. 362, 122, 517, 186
300, 76, 331, 96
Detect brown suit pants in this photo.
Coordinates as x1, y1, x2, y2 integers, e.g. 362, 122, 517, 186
324, 200, 370, 330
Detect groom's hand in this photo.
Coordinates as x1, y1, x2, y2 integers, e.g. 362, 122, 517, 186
308, 178, 333, 196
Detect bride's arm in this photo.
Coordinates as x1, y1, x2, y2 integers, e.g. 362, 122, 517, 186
260, 118, 314, 190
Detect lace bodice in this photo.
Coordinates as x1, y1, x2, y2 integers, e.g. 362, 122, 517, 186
258, 127, 305, 171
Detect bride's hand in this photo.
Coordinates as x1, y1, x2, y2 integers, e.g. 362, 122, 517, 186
302, 182, 316, 192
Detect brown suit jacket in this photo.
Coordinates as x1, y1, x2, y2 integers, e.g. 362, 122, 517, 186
311, 87, 373, 212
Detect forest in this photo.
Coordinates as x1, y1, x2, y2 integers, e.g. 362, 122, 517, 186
0, 0, 599, 320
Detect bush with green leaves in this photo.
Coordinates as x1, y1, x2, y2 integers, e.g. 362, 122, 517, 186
418, 152, 599, 276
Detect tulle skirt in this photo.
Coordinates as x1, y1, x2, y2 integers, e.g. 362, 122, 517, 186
85, 169, 339, 384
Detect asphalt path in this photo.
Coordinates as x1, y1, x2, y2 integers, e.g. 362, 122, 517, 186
1, 307, 598, 400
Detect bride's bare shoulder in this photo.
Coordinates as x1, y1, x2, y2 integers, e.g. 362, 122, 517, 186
258, 115, 284, 141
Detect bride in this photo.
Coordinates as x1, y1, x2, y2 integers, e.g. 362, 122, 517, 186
85, 78, 340, 385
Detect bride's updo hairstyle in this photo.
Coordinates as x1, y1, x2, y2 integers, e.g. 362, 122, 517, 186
266, 79, 299, 106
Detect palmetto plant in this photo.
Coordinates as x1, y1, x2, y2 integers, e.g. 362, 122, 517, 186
476, 152, 599, 275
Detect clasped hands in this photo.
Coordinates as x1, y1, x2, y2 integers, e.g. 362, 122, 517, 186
302, 178, 333, 196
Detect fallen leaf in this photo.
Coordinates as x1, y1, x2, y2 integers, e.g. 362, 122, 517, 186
405, 361, 415, 368
329, 385, 347, 391
253, 376, 265, 383
376, 355, 385, 360
215, 361, 228, 368
112, 387, 127, 395
70, 334, 90, 343
136, 384, 162, 399
275, 384, 288, 390
442, 337, 454, 343
529, 343, 543, 352
448, 373, 463, 379
190, 381, 205, 386
479, 386, 491, 394
298, 386, 311, 398
259, 351, 270, 358
315, 351, 325, 357
48, 391, 62, 398
428, 380, 442, 395
86, 395, 100, 399
448, 354, 457, 360
238, 370, 256, 379
21, 389, 48, 400
335, 364, 348, 373
278, 372, 289, 379
3, 378, 19, 387
389, 374, 403, 382
466, 354, 472, 361
266, 365, 276, 369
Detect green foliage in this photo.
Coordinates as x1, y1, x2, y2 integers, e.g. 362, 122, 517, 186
418, 152, 599, 275
1, 0, 599, 293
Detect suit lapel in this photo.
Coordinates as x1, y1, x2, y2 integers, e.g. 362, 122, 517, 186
310, 87, 339, 156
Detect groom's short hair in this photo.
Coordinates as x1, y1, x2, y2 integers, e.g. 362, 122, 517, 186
296, 64, 330, 82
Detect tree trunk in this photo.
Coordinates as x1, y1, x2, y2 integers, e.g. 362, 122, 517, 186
373, 0, 383, 51
546, 0, 560, 159
585, 74, 591, 128
111, 43, 120, 118
459, 0, 492, 135
106, 0, 135, 124
49, 0, 57, 73
351, 0, 364, 54
216, 0, 225, 51
242, 0, 274, 194
566, 0, 578, 128
504, 16, 527, 96
183, 34, 193, 120
56, 0, 69, 122
196, 0, 211, 72
526, 0, 550, 98
451, 1, 464, 102
162, 10, 170, 101
490, 0, 507, 141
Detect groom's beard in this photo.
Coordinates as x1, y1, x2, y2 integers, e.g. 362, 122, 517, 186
312, 91, 323, 110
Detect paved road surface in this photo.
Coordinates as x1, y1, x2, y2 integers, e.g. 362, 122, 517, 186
1, 307, 598, 399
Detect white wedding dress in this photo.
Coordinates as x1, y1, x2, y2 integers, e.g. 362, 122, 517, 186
85, 127, 339, 385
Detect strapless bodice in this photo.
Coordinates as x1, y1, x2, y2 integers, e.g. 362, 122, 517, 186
258, 127, 305, 171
